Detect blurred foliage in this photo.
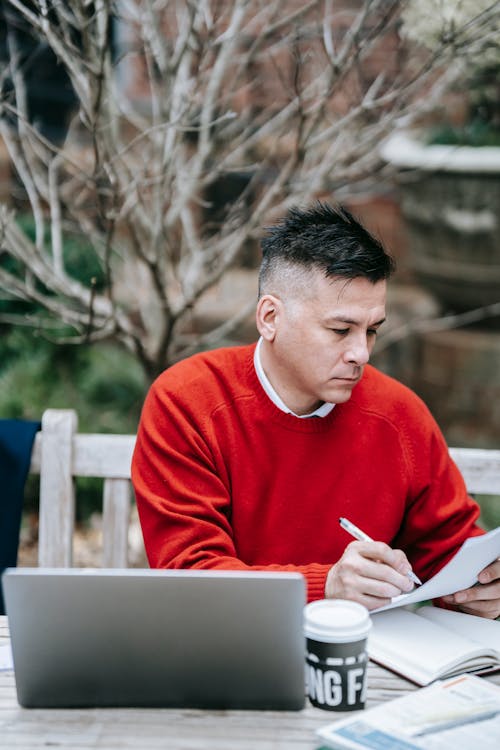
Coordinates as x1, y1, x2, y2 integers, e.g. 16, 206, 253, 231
0, 329, 146, 432
0, 214, 148, 519
427, 121, 500, 147
0, 328, 147, 519
478, 495, 500, 532
427, 64, 500, 147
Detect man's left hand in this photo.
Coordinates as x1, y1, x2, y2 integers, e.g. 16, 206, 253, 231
442, 558, 500, 619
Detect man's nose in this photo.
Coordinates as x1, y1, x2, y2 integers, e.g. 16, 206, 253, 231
344, 337, 370, 365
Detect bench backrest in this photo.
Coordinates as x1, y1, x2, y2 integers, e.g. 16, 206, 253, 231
449, 447, 500, 496
30, 409, 137, 567
29, 410, 500, 568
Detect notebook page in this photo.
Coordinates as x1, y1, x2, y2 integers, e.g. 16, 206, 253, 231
368, 608, 499, 685
419, 607, 500, 655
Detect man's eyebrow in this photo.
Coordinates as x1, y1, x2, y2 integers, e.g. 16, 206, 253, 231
324, 316, 386, 326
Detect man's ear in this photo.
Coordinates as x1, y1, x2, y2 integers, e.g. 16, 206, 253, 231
256, 294, 281, 341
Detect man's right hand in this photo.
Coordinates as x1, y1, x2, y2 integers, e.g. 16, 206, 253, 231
324, 540, 415, 610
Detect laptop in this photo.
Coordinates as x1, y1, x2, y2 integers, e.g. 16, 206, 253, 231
2, 567, 306, 710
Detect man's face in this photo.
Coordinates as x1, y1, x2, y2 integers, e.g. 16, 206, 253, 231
257, 271, 387, 415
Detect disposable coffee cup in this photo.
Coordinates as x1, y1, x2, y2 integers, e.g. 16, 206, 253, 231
304, 599, 371, 711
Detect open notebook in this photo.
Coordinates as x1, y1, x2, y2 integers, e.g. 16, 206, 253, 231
369, 606, 500, 685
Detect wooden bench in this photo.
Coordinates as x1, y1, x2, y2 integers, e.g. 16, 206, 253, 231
29, 409, 500, 569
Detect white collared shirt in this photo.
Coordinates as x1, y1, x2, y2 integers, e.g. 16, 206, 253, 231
253, 337, 335, 419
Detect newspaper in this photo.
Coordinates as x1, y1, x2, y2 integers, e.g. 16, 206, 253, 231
317, 674, 500, 750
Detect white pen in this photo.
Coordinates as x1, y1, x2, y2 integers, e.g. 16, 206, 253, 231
339, 516, 422, 586
412, 709, 500, 737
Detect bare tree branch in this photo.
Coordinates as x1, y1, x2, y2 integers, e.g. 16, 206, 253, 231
1, 0, 499, 380
377, 303, 500, 353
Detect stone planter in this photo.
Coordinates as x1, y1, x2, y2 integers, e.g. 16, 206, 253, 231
415, 328, 500, 448
381, 132, 500, 449
381, 132, 500, 312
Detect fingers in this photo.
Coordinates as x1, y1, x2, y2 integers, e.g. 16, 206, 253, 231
478, 558, 500, 585
382, 546, 416, 583
351, 541, 415, 591
442, 582, 500, 620
441, 558, 500, 619
455, 601, 500, 619
325, 541, 414, 610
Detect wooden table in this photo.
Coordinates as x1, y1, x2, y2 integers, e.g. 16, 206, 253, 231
1, 615, 499, 750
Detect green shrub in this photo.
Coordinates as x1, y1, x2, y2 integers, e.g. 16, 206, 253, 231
0, 334, 147, 518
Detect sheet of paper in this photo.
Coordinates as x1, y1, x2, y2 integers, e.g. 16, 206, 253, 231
317, 674, 500, 750
373, 526, 500, 613
0, 643, 13, 671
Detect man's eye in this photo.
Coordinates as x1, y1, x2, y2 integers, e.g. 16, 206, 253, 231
367, 329, 378, 336
332, 328, 349, 335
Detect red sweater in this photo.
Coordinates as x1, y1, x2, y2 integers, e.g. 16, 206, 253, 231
132, 343, 482, 602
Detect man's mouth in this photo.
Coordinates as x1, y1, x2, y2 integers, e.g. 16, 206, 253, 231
333, 374, 359, 382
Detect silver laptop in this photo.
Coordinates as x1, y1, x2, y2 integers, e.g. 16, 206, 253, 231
2, 568, 306, 710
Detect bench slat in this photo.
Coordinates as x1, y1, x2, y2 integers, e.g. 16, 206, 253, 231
38, 410, 77, 567
103, 479, 131, 568
449, 447, 500, 495
31, 433, 136, 478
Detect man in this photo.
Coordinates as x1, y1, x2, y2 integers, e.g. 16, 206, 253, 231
132, 203, 500, 618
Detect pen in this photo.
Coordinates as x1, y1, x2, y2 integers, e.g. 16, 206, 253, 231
412, 709, 500, 737
339, 517, 422, 586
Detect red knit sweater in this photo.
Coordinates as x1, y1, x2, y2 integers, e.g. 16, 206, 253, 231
132, 343, 482, 602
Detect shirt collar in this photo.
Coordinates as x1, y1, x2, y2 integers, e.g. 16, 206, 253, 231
253, 338, 335, 419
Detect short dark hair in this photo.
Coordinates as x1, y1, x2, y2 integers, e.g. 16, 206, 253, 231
259, 202, 395, 295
